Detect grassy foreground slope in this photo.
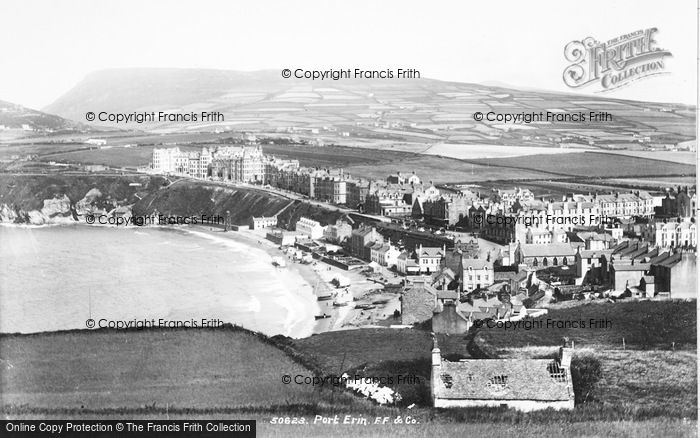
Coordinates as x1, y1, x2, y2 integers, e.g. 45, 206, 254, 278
0, 326, 338, 411
474, 301, 697, 419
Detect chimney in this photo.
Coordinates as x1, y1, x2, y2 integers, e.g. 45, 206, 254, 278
559, 346, 573, 370
431, 335, 441, 367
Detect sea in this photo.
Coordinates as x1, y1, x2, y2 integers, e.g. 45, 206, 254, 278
0, 225, 317, 337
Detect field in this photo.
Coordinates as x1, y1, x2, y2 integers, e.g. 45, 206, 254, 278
34, 145, 200, 168
473, 301, 697, 419
292, 329, 471, 374
475, 300, 696, 352
344, 155, 554, 184
0, 326, 360, 411
470, 152, 696, 178
422, 143, 589, 159
596, 150, 696, 165
7, 137, 695, 187
1, 309, 697, 437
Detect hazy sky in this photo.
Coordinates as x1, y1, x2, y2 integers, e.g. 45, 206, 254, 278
1, 0, 697, 109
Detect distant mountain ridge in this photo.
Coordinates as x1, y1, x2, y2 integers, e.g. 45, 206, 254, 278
41, 68, 696, 144
0, 99, 84, 133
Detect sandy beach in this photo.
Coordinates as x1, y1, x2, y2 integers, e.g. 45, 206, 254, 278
219, 226, 403, 333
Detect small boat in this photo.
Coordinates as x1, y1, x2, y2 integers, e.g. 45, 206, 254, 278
355, 304, 376, 310
372, 299, 389, 305
315, 314, 331, 320
333, 301, 349, 307
314, 279, 333, 301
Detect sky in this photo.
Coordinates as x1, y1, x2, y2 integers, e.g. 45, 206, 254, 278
1, 0, 697, 109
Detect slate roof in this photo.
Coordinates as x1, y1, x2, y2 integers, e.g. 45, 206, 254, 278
578, 249, 613, 259
494, 270, 528, 282
519, 243, 576, 258
437, 290, 459, 300
612, 263, 650, 271
656, 252, 682, 268
461, 258, 492, 270
419, 247, 445, 258
434, 359, 573, 401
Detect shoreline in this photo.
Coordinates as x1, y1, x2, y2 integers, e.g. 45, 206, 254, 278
1, 221, 404, 336
0, 223, 321, 339
182, 224, 331, 334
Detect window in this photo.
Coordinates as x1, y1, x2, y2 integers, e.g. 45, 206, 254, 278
488, 375, 508, 390
440, 373, 453, 389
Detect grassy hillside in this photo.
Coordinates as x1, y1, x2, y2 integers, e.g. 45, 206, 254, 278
472, 301, 697, 419
474, 300, 696, 353
0, 325, 358, 411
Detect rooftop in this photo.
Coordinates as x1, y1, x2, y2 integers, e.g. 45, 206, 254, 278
434, 358, 573, 401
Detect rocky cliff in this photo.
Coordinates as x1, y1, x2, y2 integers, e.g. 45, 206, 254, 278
1, 176, 344, 227
0, 175, 167, 224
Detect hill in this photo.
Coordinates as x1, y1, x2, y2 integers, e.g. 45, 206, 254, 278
43, 68, 695, 149
0, 325, 358, 412
0, 100, 87, 138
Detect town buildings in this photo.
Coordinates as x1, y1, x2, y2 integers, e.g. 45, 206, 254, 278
152, 146, 264, 182
603, 241, 692, 294
250, 216, 277, 230
295, 217, 325, 239
647, 218, 697, 249
459, 257, 495, 293
415, 244, 446, 274
514, 243, 577, 270
370, 243, 401, 268
349, 226, 381, 260
657, 186, 696, 218
323, 218, 353, 244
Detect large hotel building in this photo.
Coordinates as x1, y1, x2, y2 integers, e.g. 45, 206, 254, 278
151, 145, 265, 182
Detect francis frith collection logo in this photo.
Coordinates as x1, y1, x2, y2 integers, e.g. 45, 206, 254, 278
563, 27, 672, 92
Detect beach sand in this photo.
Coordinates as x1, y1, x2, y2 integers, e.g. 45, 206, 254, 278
199, 227, 401, 333
183, 226, 324, 338
230, 226, 404, 333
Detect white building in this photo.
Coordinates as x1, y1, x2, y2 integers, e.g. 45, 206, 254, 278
652, 219, 697, 248
295, 217, 325, 240
370, 243, 401, 268
415, 244, 446, 274
460, 258, 494, 292
250, 216, 278, 230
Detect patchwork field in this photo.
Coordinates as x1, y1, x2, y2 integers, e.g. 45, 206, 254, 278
596, 150, 696, 165
422, 143, 589, 159
469, 152, 696, 178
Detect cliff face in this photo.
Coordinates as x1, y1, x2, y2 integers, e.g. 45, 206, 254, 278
132, 182, 292, 225
133, 182, 344, 227
1, 176, 345, 228
0, 175, 167, 225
